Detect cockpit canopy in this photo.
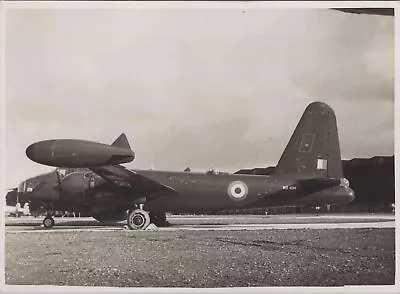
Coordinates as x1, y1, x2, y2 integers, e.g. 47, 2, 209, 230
56, 167, 79, 178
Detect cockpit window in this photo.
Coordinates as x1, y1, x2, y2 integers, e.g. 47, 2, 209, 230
56, 168, 77, 178
57, 169, 66, 177
17, 181, 25, 193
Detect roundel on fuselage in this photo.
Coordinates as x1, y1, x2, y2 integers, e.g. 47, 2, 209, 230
227, 180, 249, 201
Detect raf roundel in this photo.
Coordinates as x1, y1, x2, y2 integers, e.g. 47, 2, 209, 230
227, 181, 249, 201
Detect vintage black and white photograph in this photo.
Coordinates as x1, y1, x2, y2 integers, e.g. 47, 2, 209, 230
2, 1, 396, 290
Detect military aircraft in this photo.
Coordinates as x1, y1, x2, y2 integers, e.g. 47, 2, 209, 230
12, 102, 354, 230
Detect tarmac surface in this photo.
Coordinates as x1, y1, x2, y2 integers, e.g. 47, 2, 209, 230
5, 214, 395, 233
5, 214, 396, 287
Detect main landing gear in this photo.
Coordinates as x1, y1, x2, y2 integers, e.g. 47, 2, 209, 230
127, 209, 151, 230
126, 208, 169, 230
149, 211, 169, 227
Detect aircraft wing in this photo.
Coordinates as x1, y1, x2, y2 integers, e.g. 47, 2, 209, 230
90, 165, 176, 195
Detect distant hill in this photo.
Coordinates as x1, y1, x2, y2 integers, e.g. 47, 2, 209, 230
235, 156, 395, 203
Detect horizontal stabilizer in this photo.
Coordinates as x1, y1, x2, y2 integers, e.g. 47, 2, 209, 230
111, 133, 131, 150
298, 177, 340, 194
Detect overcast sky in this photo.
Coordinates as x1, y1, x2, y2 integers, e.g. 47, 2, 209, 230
4, 6, 394, 188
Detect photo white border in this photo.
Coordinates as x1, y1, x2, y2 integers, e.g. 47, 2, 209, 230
0, 1, 397, 294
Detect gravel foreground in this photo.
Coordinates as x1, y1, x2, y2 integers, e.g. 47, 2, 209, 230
5, 228, 395, 287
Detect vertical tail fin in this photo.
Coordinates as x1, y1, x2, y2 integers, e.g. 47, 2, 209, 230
275, 102, 343, 178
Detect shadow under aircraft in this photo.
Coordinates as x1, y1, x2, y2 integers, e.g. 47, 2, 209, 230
8, 102, 354, 229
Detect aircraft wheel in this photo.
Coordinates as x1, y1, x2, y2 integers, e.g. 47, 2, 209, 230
150, 211, 169, 227
127, 209, 150, 230
43, 216, 55, 228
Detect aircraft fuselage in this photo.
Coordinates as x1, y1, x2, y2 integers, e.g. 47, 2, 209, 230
15, 168, 354, 215
137, 170, 354, 212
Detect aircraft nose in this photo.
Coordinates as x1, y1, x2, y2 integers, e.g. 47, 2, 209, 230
6, 189, 18, 206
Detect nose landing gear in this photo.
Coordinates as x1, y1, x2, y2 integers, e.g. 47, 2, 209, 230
43, 216, 55, 228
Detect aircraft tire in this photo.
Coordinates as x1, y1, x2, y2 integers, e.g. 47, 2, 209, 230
43, 216, 55, 228
127, 209, 150, 230
149, 211, 168, 227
